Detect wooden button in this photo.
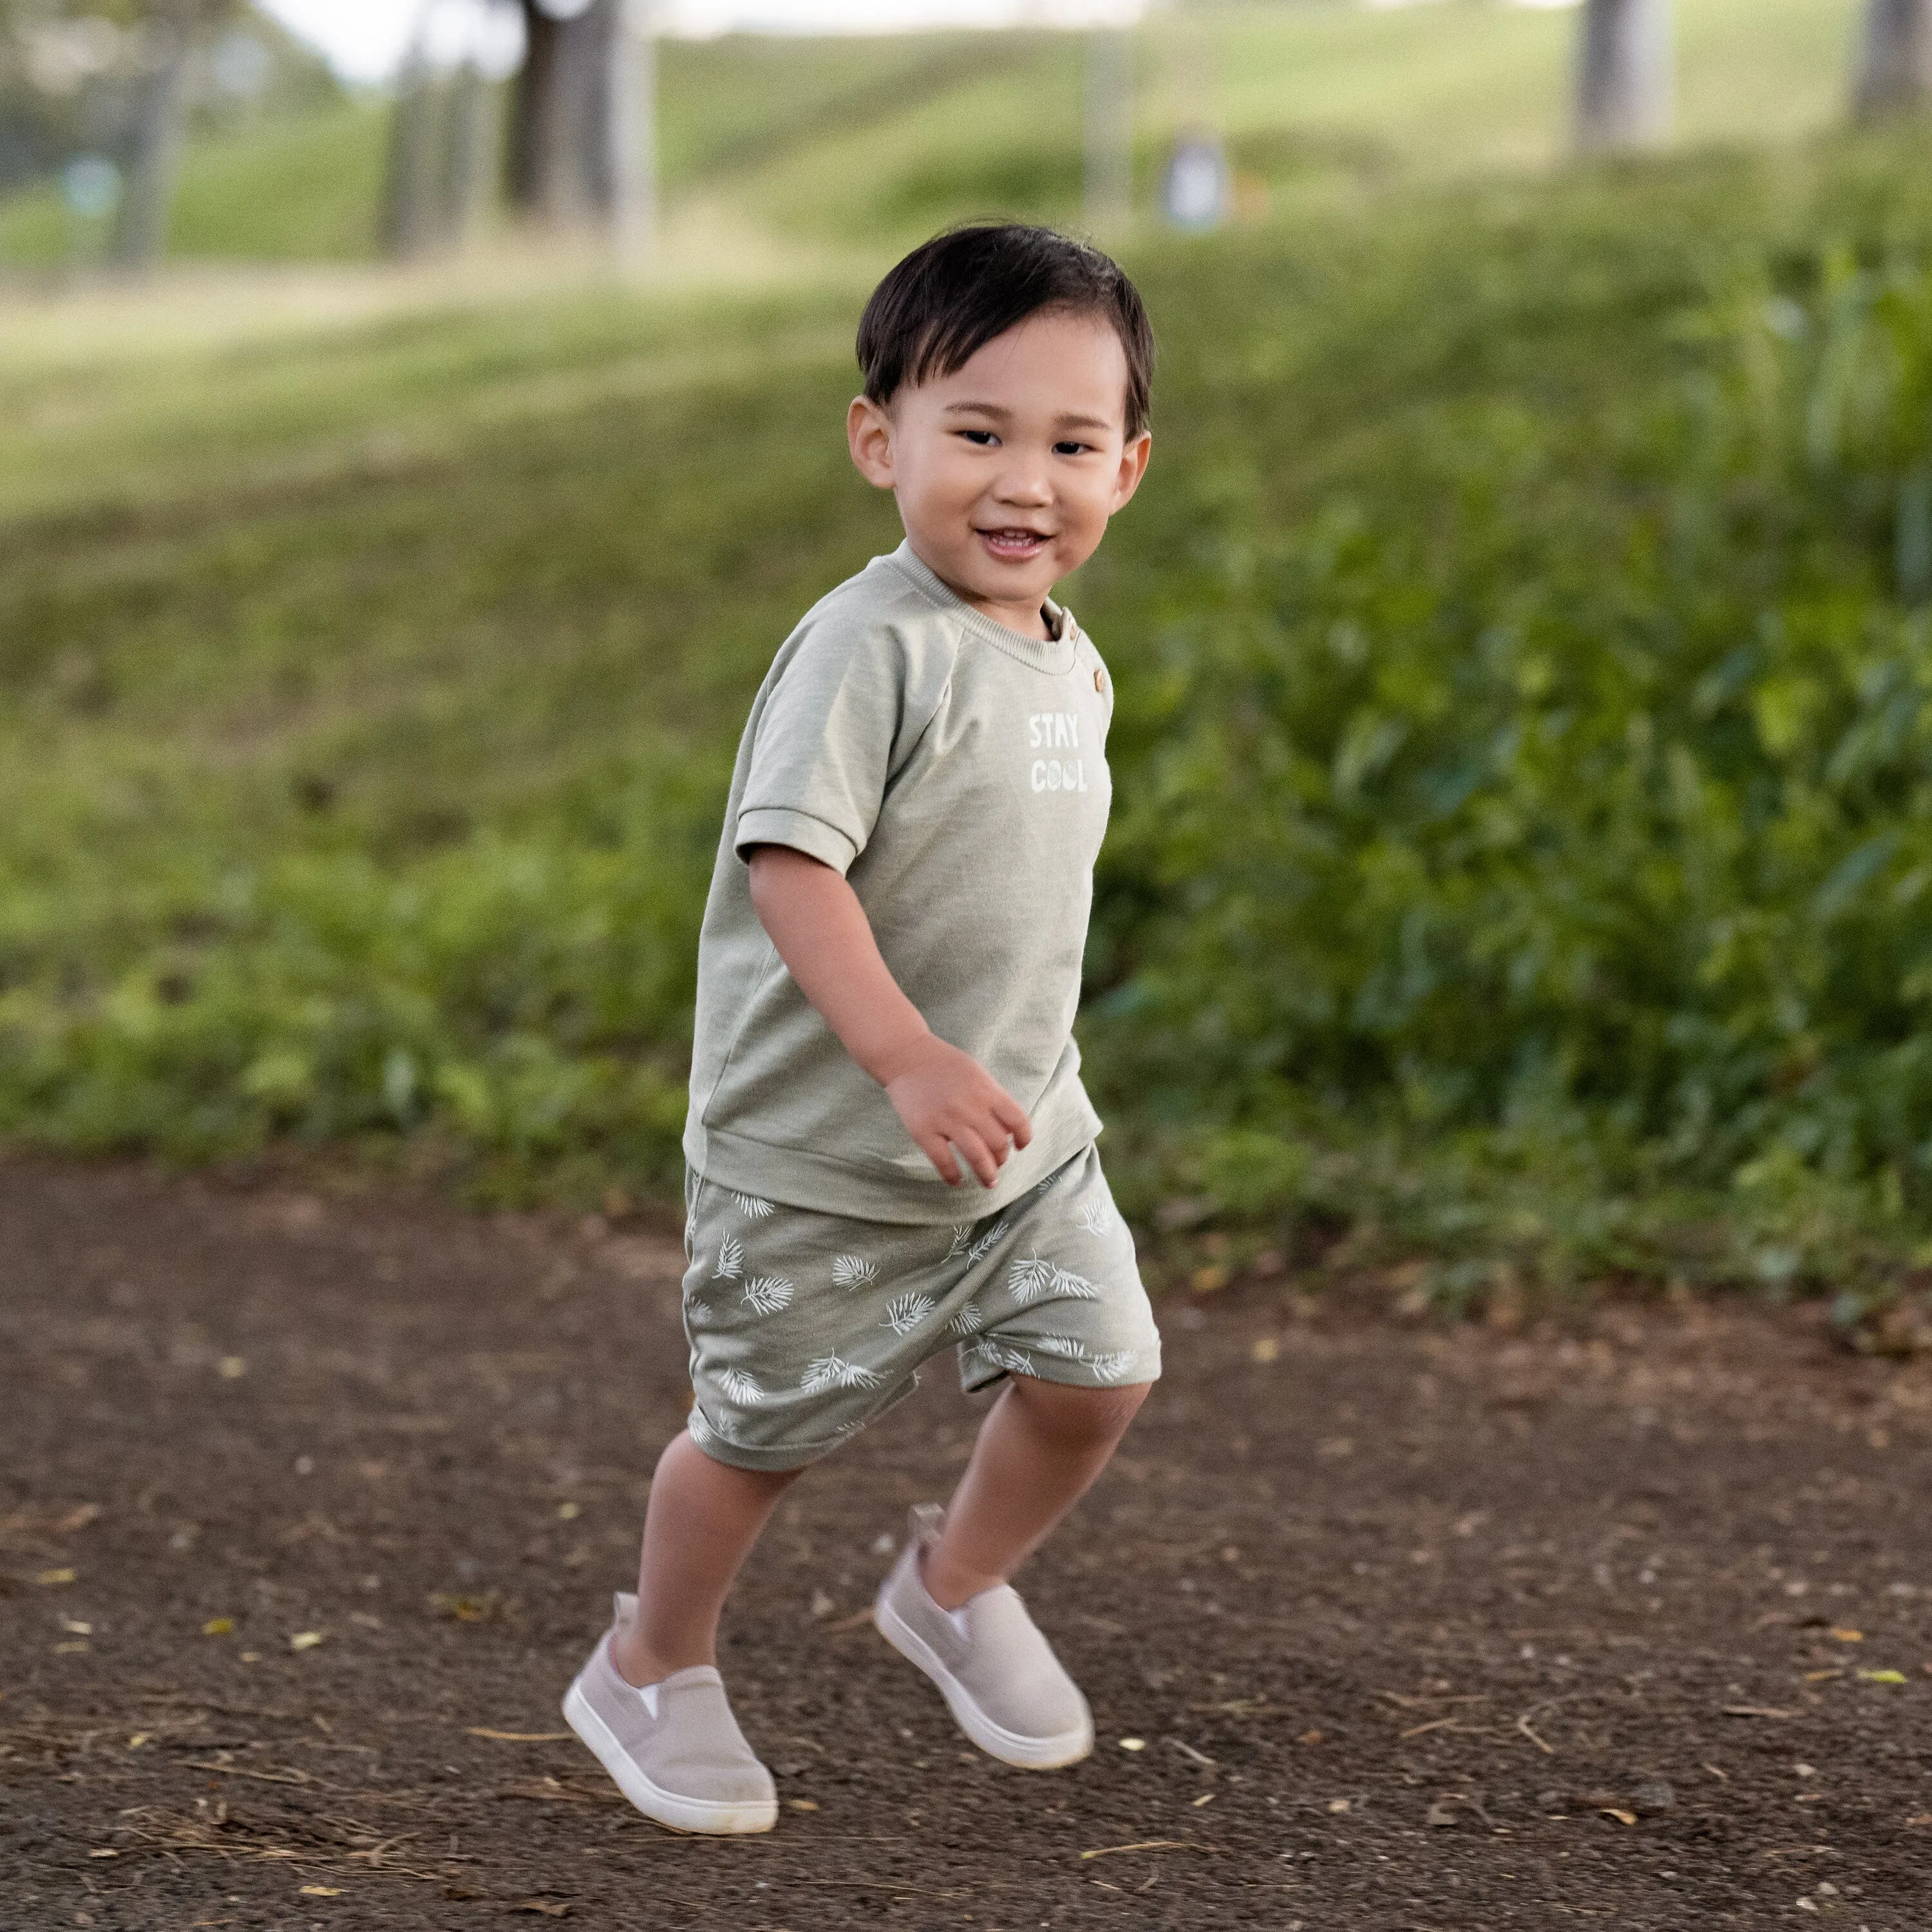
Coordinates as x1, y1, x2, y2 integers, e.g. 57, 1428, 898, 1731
1094, 668, 1105, 693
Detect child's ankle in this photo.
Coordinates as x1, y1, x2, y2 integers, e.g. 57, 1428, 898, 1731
610, 1621, 697, 1690
918, 1541, 996, 1614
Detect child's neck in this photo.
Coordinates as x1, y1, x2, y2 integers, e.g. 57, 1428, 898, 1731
909, 542, 1054, 641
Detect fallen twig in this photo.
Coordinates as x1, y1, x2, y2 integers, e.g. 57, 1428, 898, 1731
1515, 1714, 1556, 1755
1080, 1841, 1213, 1861
183, 1759, 313, 1786
1399, 1716, 1475, 1740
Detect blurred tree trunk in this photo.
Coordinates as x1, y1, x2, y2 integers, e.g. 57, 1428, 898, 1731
1857, 0, 1932, 119
509, 0, 650, 241
587, 0, 653, 260
625, 16, 658, 260
110, 21, 192, 269
444, 62, 498, 247
1084, 28, 1133, 232
383, 44, 440, 260
1576, 0, 1672, 153
509, 0, 586, 225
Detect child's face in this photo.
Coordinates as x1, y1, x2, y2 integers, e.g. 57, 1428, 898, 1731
847, 309, 1151, 634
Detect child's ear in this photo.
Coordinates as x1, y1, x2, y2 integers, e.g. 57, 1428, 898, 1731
847, 395, 896, 489
1109, 431, 1152, 513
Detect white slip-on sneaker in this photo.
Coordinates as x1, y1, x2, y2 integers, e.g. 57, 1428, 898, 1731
873, 1504, 1094, 1770
562, 1592, 777, 1834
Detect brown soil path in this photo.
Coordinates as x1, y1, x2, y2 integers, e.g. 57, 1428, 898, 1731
3, 1154, 1931, 1929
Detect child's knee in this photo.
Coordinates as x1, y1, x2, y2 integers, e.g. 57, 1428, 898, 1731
1016, 1375, 1151, 1447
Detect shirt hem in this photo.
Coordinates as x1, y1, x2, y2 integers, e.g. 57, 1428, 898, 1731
683, 1102, 1104, 1226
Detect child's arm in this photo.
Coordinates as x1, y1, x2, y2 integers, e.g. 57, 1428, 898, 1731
746, 844, 1033, 1188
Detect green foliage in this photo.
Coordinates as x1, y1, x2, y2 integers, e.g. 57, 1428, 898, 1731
1077, 135, 1932, 1291
15, 129, 1932, 1300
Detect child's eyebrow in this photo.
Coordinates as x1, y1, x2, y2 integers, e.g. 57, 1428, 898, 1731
940, 401, 1116, 432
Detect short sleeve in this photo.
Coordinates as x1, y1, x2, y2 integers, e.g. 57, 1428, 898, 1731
732, 618, 914, 876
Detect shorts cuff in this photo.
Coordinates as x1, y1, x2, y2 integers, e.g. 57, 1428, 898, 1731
959, 1347, 1161, 1397
685, 1411, 838, 1472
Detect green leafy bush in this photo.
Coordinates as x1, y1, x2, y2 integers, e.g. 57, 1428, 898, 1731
1083, 173, 1932, 1291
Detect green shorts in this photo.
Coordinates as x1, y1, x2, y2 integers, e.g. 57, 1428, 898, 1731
679, 1144, 1162, 1472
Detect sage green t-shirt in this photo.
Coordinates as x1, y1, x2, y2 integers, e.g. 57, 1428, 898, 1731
683, 540, 1116, 1224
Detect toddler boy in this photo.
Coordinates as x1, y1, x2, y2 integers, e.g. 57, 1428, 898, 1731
564, 223, 1161, 1833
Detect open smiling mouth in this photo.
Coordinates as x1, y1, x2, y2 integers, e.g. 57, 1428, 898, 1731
977, 527, 1054, 559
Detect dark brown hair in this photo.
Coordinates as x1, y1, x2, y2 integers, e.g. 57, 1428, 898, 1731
857, 223, 1154, 439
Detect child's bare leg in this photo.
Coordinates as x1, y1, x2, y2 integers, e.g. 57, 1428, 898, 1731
922, 1376, 1151, 1611
611, 1433, 802, 1687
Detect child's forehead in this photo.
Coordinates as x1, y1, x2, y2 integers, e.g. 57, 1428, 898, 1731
909, 312, 1129, 406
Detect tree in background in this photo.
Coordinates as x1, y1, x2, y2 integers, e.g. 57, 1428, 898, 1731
0, 1, 335, 266
382, 14, 504, 262
381, 27, 440, 260
112, 0, 238, 268
505, 0, 651, 249
1857, 0, 1932, 118
1083, 26, 1132, 234
1575, 0, 1672, 153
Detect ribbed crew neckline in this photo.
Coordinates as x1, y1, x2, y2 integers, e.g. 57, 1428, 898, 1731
883, 540, 1078, 675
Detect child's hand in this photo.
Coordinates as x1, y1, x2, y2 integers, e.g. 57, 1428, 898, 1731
744, 846, 1033, 1186
877, 1034, 1033, 1188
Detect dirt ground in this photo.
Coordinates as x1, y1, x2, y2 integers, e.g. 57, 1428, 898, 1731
4, 1155, 1932, 1929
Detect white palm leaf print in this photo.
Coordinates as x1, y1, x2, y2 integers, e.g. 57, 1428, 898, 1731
831, 1253, 878, 1289
1034, 1168, 1066, 1197
1077, 1202, 1116, 1237
687, 1406, 715, 1446
1036, 1333, 1088, 1359
966, 1218, 1009, 1262
882, 1293, 934, 1336
973, 1340, 1035, 1378
1008, 1253, 1055, 1303
712, 1233, 744, 1280
741, 1275, 795, 1316
801, 1354, 884, 1394
717, 1367, 766, 1405
1086, 1350, 1139, 1383
947, 1303, 987, 1336
1008, 1254, 1104, 1305
734, 1193, 776, 1220
945, 1224, 973, 1258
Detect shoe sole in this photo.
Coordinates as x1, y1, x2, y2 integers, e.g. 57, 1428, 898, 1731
873, 1589, 1094, 1770
562, 1680, 778, 1835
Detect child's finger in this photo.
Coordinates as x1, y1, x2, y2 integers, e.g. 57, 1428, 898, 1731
922, 1132, 962, 1186
951, 1128, 1000, 1189
992, 1090, 1033, 1147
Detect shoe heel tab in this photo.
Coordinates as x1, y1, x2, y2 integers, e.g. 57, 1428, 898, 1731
908, 1502, 945, 1544
614, 1591, 639, 1624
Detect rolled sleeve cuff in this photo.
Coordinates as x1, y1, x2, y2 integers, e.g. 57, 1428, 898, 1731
733, 806, 859, 875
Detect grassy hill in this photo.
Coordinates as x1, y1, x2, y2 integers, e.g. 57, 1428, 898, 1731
10, 120, 1932, 1316
0, 0, 1870, 269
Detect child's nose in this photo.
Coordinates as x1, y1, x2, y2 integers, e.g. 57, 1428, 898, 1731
993, 462, 1052, 505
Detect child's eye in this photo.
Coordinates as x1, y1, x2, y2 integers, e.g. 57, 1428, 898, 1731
958, 430, 997, 446
1053, 440, 1092, 457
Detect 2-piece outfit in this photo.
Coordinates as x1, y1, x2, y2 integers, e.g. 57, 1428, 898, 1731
680, 540, 1162, 1468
